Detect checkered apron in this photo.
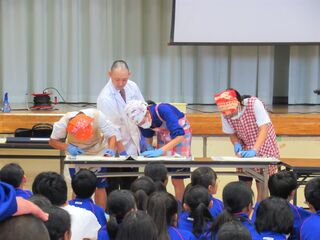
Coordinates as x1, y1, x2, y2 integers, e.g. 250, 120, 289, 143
152, 104, 192, 157
226, 97, 279, 175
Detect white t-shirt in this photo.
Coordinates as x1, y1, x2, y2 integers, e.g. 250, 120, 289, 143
221, 98, 271, 134
51, 108, 121, 141
62, 205, 101, 240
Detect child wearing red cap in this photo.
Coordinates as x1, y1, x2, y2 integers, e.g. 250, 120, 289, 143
214, 89, 279, 201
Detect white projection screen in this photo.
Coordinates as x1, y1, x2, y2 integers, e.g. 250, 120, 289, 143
170, 0, 320, 44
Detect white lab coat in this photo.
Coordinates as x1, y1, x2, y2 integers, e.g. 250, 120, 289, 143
97, 79, 145, 156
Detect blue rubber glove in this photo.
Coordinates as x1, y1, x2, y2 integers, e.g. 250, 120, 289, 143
234, 142, 243, 153
119, 151, 128, 156
146, 144, 155, 151
240, 149, 257, 158
67, 144, 84, 156
141, 149, 164, 158
104, 149, 115, 157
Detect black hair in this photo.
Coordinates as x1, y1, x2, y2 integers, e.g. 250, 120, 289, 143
146, 100, 156, 105
43, 206, 71, 240
225, 88, 251, 105
183, 185, 213, 236
106, 190, 136, 239
32, 171, 67, 206
144, 161, 168, 191
217, 221, 251, 240
110, 60, 129, 71
0, 215, 50, 240
255, 197, 294, 234
191, 167, 217, 189
211, 181, 254, 234
130, 176, 155, 210
147, 192, 178, 240
116, 210, 158, 240
305, 177, 320, 211
71, 169, 97, 199
268, 170, 297, 199
28, 194, 52, 209
0, 163, 24, 188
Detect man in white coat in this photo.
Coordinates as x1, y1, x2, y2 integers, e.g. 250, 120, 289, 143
97, 60, 145, 192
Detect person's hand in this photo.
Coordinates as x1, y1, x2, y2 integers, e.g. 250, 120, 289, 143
141, 149, 164, 157
234, 142, 242, 153
119, 151, 128, 156
104, 149, 115, 157
240, 149, 257, 158
146, 144, 155, 151
67, 144, 84, 156
14, 197, 49, 221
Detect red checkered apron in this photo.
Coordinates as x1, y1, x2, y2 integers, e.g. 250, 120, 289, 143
152, 104, 192, 157
227, 97, 279, 175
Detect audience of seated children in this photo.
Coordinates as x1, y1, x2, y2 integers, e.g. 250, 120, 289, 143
216, 221, 251, 240
211, 181, 260, 240
147, 191, 196, 240
130, 176, 155, 210
255, 197, 294, 240
178, 184, 213, 239
116, 210, 158, 240
32, 171, 101, 240
300, 177, 320, 240
191, 167, 223, 218
0, 163, 32, 199
106, 189, 136, 240
252, 170, 311, 240
69, 169, 107, 227
144, 161, 168, 192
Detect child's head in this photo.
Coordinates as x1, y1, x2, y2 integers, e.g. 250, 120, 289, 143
32, 171, 67, 206
116, 210, 158, 240
107, 189, 136, 239
28, 194, 52, 209
217, 221, 251, 240
71, 169, 96, 199
191, 167, 218, 194
147, 192, 178, 239
222, 181, 254, 214
0, 163, 25, 188
268, 170, 297, 200
255, 197, 294, 235
305, 177, 320, 212
144, 161, 168, 186
130, 176, 155, 210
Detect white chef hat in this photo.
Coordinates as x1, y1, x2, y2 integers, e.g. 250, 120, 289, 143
124, 100, 148, 125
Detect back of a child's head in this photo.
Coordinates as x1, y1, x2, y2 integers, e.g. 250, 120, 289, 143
0, 163, 24, 188
217, 221, 251, 240
28, 194, 52, 209
305, 177, 320, 211
116, 210, 158, 240
144, 161, 168, 184
107, 189, 136, 239
268, 170, 297, 199
191, 167, 217, 189
71, 169, 97, 199
255, 196, 293, 235
32, 171, 67, 206
130, 176, 155, 210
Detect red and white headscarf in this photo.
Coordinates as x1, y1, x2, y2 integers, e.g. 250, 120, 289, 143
67, 114, 94, 140
124, 100, 148, 125
214, 89, 239, 116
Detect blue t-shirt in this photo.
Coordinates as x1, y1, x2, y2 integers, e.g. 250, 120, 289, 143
168, 226, 196, 240
258, 231, 287, 240
98, 225, 110, 240
0, 182, 17, 222
69, 197, 107, 227
15, 188, 33, 199
252, 201, 311, 240
209, 195, 224, 219
235, 213, 261, 240
300, 211, 320, 240
140, 103, 185, 139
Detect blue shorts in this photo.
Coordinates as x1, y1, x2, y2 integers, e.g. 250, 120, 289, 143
69, 167, 108, 188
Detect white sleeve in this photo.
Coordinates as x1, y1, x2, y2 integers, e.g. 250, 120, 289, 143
82, 211, 101, 239
50, 116, 68, 139
98, 111, 122, 141
221, 115, 235, 134
253, 99, 271, 126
